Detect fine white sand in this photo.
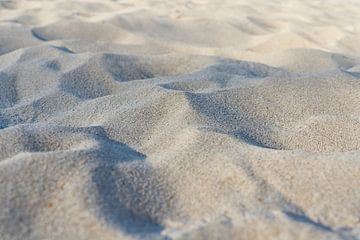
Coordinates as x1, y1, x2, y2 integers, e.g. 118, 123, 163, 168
1, 0, 360, 239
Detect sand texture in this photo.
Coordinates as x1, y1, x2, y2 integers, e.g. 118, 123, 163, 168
0, 0, 360, 239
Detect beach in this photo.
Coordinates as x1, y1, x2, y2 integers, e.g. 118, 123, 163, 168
0, 0, 360, 239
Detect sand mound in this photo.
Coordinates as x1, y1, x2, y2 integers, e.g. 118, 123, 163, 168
177, 67, 360, 152
1, 0, 360, 240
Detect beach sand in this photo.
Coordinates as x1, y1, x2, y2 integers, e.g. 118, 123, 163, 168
0, 0, 360, 239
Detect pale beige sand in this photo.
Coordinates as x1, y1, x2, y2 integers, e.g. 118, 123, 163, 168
1, 0, 360, 239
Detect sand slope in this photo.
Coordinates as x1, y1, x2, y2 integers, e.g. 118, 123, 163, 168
0, 0, 360, 239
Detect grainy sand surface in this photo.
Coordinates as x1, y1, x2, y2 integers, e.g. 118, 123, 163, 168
0, 0, 360, 239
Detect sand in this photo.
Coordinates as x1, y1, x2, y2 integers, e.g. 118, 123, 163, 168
0, 0, 360, 239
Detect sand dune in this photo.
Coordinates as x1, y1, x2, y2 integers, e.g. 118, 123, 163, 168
0, 0, 360, 239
